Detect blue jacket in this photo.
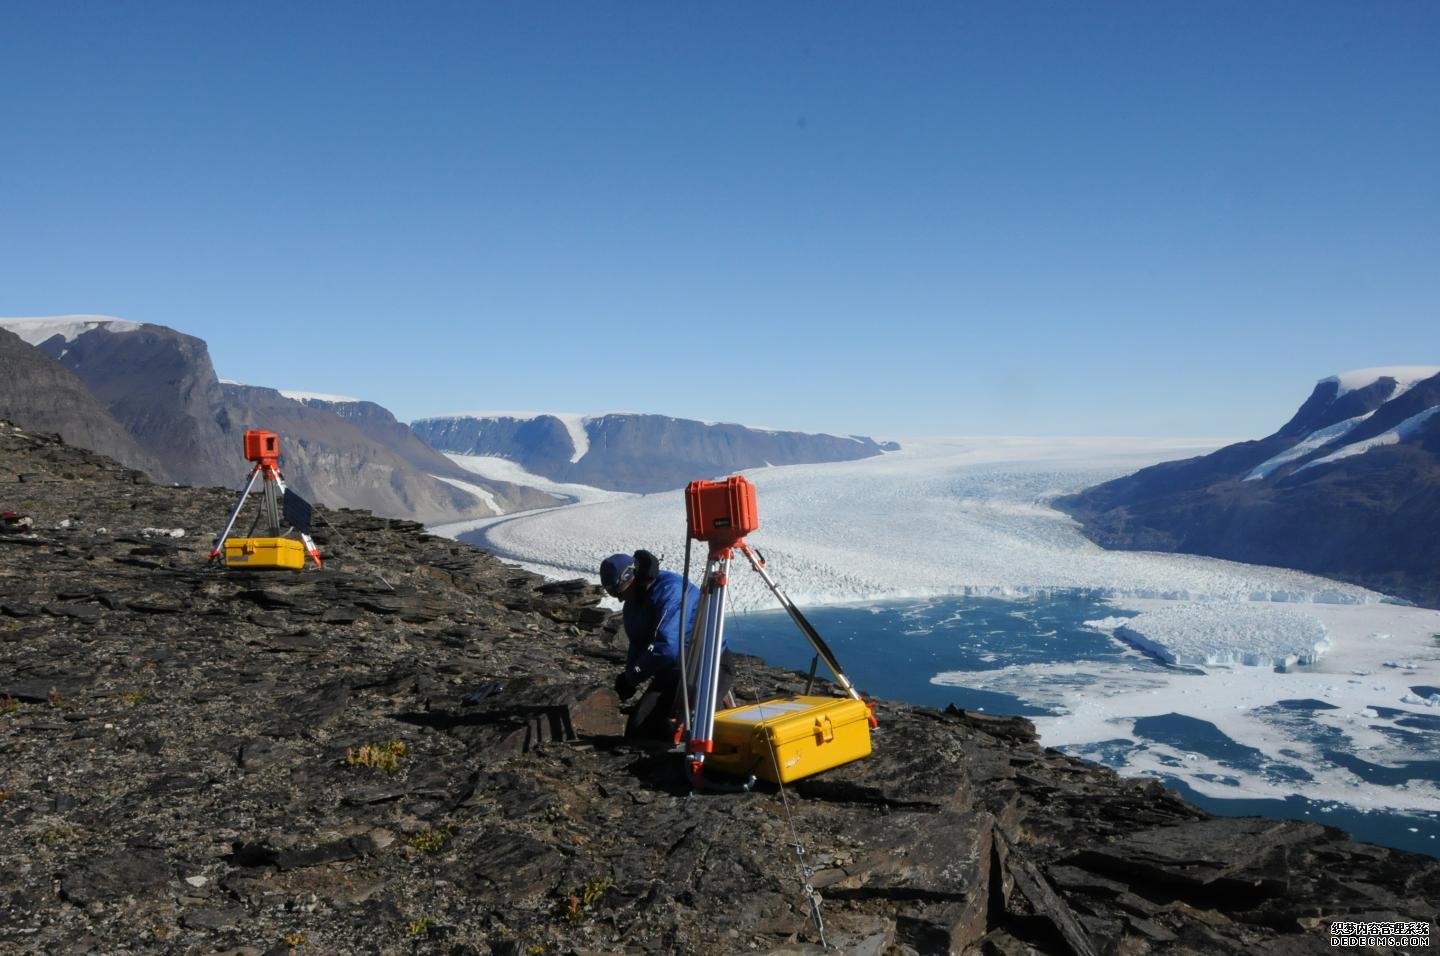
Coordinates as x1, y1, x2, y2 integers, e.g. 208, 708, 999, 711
622, 569, 702, 685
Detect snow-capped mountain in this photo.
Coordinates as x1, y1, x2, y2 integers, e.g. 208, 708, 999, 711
1057, 366, 1440, 608
410, 411, 896, 493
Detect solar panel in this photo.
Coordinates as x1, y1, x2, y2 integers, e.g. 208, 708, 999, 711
283, 488, 314, 532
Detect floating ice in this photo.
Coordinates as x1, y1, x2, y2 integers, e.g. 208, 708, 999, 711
1116, 603, 1331, 668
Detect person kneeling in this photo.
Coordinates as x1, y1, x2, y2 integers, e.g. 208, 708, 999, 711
600, 550, 734, 740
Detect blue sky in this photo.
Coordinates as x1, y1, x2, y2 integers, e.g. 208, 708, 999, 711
2, 2, 1436, 439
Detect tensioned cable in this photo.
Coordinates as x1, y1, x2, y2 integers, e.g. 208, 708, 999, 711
756, 699, 829, 950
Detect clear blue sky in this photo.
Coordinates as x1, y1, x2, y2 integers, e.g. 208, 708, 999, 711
2, 2, 1436, 439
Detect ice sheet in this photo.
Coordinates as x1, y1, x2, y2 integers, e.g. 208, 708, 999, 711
0, 315, 142, 344
279, 389, 361, 404
452, 437, 1377, 610
1327, 366, 1440, 398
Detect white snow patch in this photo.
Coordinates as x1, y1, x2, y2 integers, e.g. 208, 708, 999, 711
425, 454, 635, 556
1324, 366, 1440, 399
1115, 603, 1330, 668
429, 475, 501, 515
1243, 414, 1372, 481
421, 409, 590, 422
0, 315, 143, 345
1296, 405, 1440, 473
554, 413, 591, 463
279, 389, 362, 404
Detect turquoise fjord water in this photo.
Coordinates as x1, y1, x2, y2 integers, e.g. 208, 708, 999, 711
721, 594, 1440, 858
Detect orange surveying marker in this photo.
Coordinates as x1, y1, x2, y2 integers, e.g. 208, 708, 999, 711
679, 475, 875, 790
208, 430, 323, 570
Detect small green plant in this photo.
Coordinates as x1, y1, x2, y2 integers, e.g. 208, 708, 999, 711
345, 741, 408, 775
0, 790, 14, 802
46, 690, 66, 709
39, 825, 81, 845
121, 689, 152, 706
565, 876, 614, 924
282, 930, 306, 949
405, 916, 433, 939
0, 696, 18, 715
407, 828, 448, 853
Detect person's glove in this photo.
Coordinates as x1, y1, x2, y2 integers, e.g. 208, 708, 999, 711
614, 671, 638, 701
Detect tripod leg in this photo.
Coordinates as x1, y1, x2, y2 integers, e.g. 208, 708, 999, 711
687, 555, 731, 787
739, 545, 869, 712
209, 467, 261, 561
261, 472, 282, 535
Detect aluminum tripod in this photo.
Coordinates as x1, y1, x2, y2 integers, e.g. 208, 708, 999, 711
683, 540, 872, 789
208, 458, 323, 568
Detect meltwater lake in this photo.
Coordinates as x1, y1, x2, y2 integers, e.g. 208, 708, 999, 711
724, 595, 1440, 858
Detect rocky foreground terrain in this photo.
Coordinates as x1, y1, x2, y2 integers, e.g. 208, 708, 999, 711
1, 421, 1437, 955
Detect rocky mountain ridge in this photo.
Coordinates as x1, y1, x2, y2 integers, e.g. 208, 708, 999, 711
0, 317, 541, 524
1, 421, 1435, 954
411, 412, 897, 494
1058, 367, 1440, 609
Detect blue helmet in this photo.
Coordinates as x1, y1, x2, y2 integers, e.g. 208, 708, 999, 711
600, 553, 636, 597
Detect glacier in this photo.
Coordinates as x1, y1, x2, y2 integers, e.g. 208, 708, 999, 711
430, 436, 1440, 814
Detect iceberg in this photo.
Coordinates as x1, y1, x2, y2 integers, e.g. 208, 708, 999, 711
1115, 603, 1330, 668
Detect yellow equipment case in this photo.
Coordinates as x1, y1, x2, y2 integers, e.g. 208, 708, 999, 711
223, 536, 305, 570
708, 695, 872, 784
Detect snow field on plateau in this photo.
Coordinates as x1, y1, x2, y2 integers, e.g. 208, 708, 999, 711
430, 437, 1440, 815
0, 315, 143, 345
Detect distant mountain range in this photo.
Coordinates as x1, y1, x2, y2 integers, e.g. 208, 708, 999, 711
0, 315, 895, 521
411, 412, 897, 493
0, 317, 545, 524
1057, 367, 1440, 608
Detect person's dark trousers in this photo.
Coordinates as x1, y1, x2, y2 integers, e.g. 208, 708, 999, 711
624, 650, 736, 740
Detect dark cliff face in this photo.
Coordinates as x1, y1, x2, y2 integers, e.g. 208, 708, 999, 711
411, 413, 890, 493
286, 398, 558, 515
1, 421, 1435, 953
1057, 370, 1440, 608
0, 327, 168, 480
4, 319, 551, 523
34, 322, 235, 488
220, 385, 510, 525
